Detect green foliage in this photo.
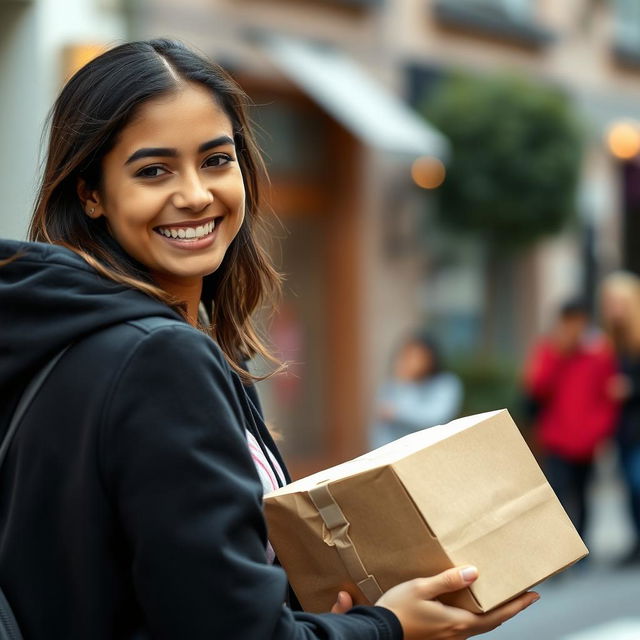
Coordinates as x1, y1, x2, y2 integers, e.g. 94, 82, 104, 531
450, 355, 523, 421
451, 354, 536, 448
423, 72, 583, 249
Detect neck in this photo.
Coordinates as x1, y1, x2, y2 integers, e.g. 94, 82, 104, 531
152, 274, 202, 327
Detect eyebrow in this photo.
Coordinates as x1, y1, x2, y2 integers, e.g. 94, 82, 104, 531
124, 135, 235, 165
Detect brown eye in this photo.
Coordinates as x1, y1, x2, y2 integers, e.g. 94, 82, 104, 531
203, 154, 232, 168
136, 165, 167, 178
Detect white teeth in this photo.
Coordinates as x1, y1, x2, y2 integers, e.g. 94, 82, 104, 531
157, 221, 217, 240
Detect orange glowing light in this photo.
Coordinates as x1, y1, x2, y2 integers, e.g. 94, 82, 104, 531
62, 44, 108, 81
411, 156, 446, 190
606, 120, 640, 160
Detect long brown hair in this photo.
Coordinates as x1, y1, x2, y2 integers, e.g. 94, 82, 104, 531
600, 271, 640, 355
29, 39, 281, 379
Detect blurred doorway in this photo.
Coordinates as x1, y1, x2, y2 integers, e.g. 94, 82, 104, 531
245, 84, 364, 477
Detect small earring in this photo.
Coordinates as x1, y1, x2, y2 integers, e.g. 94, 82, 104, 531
88, 207, 95, 216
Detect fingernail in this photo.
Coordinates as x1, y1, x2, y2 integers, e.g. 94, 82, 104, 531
525, 595, 540, 608
460, 566, 478, 583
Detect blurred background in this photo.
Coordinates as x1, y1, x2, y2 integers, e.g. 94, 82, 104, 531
2, 0, 640, 636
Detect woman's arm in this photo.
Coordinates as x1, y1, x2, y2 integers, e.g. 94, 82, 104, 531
100, 324, 536, 639
100, 324, 401, 640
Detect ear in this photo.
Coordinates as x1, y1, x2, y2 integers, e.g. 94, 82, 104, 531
76, 177, 103, 219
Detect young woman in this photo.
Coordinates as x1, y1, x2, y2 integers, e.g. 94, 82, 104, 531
601, 272, 640, 564
0, 39, 537, 639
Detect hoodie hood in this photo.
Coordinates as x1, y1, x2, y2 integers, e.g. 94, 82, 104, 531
0, 239, 183, 390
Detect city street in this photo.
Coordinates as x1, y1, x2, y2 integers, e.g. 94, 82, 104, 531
487, 565, 640, 639
487, 448, 640, 639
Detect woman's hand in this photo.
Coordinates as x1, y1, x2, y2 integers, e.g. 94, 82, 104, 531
376, 566, 539, 640
330, 591, 354, 614
608, 374, 632, 401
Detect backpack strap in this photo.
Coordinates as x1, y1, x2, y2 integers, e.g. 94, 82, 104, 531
0, 346, 71, 470
0, 586, 23, 640
0, 347, 71, 640
0, 316, 183, 469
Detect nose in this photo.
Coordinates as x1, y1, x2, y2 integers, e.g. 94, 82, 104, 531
171, 170, 214, 211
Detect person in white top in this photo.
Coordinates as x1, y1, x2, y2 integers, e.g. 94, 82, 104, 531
371, 332, 463, 449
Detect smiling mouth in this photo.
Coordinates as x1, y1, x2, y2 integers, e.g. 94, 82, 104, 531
154, 218, 220, 241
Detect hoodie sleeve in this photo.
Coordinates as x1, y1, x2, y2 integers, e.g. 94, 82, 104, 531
99, 324, 402, 640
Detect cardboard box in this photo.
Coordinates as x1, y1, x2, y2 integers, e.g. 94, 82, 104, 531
264, 409, 588, 613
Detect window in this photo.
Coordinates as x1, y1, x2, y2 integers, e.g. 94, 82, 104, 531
614, 0, 640, 52
339, 0, 382, 5
432, 0, 552, 48
304, 0, 383, 7
465, 0, 533, 20
502, 0, 532, 17
250, 101, 329, 178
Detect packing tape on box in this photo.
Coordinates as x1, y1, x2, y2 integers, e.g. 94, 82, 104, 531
308, 483, 384, 603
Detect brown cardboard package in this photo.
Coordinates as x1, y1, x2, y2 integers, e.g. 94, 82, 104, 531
264, 409, 588, 614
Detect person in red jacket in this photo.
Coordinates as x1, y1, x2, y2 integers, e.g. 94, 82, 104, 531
524, 299, 619, 538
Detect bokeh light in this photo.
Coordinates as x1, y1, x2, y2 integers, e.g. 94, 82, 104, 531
411, 155, 446, 189
606, 120, 640, 160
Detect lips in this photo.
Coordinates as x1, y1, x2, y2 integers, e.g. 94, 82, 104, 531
154, 218, 218, 241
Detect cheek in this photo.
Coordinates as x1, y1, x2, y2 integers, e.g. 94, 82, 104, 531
102, 188, 167, 242
230, 178, 247, 228
233, 171, 247, 211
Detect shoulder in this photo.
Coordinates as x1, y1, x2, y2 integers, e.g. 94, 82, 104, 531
97, 319, 252, 465
80, 317, 229, 370
112, 320, 236, 396
583, 332, 616, 360
67, 318, 240, 425
429, 371, 462, 389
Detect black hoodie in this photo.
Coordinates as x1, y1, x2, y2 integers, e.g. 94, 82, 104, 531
0, 240, 401, 640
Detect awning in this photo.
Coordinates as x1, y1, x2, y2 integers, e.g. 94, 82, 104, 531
261, 35, 450, 160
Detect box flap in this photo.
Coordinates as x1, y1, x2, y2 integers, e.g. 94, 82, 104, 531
265, 409, 505, 498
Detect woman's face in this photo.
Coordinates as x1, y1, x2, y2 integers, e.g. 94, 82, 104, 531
85, 83, 245, 288
602, 289, 633, 330
394, 342, 434, 382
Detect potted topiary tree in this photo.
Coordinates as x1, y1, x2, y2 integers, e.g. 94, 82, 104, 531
422, 71, 583, 350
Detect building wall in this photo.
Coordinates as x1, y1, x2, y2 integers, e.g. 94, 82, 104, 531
0, 1, 43, 240
395, 0, 640, 337
130, 0, 640, 463
133, 0, 432, 466
0, 0, 127, 240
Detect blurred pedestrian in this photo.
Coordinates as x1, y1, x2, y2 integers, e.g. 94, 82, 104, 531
601, 272, 640, 564
371, 332, 463, 448
524, 299, 619, 539
0, 39, 537, 639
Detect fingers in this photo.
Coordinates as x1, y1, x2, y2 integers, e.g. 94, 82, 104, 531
474, 592, 540, 634
412, 565, 479, 600
330, 591, 354, 614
